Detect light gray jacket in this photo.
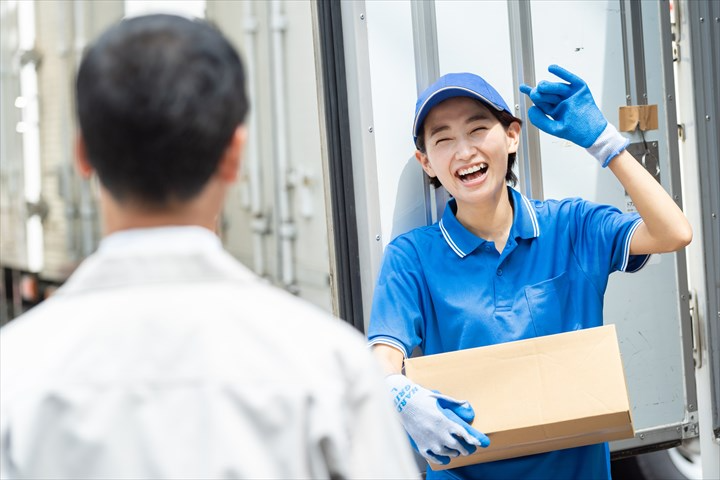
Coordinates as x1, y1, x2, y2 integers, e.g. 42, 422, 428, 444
0, 227, 419, 480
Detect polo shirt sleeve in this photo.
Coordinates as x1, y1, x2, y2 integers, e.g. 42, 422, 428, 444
367, 237, 427, 358
568, 198, 650, 289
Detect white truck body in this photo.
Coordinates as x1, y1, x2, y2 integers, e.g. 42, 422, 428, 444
0, 1, 716, 477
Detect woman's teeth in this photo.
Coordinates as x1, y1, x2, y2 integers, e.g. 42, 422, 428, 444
458, 163, 488, 179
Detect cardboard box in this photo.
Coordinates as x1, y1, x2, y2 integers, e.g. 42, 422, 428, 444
404, 325, 634, 470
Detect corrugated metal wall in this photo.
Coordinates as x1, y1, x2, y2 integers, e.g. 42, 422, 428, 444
1, 0, 333, 315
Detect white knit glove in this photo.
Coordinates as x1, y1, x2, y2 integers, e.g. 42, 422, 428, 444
386, 374, 490, 465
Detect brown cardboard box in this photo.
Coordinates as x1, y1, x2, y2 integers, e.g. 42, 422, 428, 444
404, 325, 634, 470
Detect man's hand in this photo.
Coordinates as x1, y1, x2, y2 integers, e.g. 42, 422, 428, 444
520, 64, 629, 167
385, 374, 490, 465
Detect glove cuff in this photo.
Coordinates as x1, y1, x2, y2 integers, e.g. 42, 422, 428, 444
586, 123, 630, 167
385, 374, 422, 416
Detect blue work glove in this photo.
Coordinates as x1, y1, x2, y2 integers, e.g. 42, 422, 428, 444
520, 64, 629, 167
385, 374, 490, 465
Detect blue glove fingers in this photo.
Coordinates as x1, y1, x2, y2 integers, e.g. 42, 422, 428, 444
463, 422, 490, 448
521, 83, 568, 117
412, 432, 462, 463
426, 451, 452, 465
441, 397, 475, 424
442, 406, 491, 449
452, 433, 478, 456
527, 106, 564, 137
548, 64, 586, 87
535, 80, 574, 98
452, 403, 475, 424
528, 92, 566, 115
409, 433, 453, 465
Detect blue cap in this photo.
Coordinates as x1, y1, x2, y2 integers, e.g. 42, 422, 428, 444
413, 72, 513, 144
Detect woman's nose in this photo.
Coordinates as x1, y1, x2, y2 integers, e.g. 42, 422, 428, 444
454, 135, 475, 161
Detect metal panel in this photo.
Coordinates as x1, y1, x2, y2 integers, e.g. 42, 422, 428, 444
208, 0, 333, 314
336, 0, 385, 331
0, 1, 123, 284
338, 0, 428, 328
672, 0, 720, 474
206, 0, 270, 283
34, 0, 124, 282
654, 0, 699, 432
530, 0, 695, 452
0, 1, 28, 273
364, 0, 424, 249
687, 0, 720, 439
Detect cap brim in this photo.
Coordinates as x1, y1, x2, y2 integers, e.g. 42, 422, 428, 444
412, 86, 506, 140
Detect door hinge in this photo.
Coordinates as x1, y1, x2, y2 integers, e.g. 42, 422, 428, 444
682, 408, 700, 440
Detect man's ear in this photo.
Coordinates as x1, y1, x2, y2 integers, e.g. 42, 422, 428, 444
218, 125, 247, 183
415, 149, 436, 178
506, 121, 521, 154
75, 134, 94, 179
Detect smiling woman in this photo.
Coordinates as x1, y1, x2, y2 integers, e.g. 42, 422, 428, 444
414, 95, 520, 250
368, 65, 692, 480
417, 98, 517, 195
413, 75, 523, 192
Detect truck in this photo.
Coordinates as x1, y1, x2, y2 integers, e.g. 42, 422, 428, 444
1, 1, 717, 478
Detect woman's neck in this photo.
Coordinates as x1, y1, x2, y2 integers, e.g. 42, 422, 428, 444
455, 187, 514, 253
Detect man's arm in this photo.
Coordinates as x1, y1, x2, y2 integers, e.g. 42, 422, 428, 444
608, 150, 692, 254
344, 344, 421, 479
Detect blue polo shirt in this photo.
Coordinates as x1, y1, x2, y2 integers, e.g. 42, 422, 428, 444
368, 187, 649, 480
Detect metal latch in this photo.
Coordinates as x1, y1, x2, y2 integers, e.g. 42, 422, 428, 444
626, 141, 660, 183
689, 289, 701, 368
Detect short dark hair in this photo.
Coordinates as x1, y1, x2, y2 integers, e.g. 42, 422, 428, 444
415, 105, 522, 189
76, 14, 248, 205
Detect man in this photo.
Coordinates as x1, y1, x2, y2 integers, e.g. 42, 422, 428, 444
368, 67, 691, 479
0, 14, 418, 479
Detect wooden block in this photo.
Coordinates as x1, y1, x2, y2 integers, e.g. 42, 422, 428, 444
619, 105, 658, 132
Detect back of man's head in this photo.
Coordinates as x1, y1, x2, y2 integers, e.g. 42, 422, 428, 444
76, 14, 248, 206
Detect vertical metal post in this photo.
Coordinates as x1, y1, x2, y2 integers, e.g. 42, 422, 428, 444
73, 0, 98, 257
508, 0, 543, 200
620, 0, 648, 105
242, 1, 268, 279
410, 0, 447, 225
657, 0, 698, 426
411, 1, 439, 95
313, 0, 365, 330
270, 0, 298, 293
